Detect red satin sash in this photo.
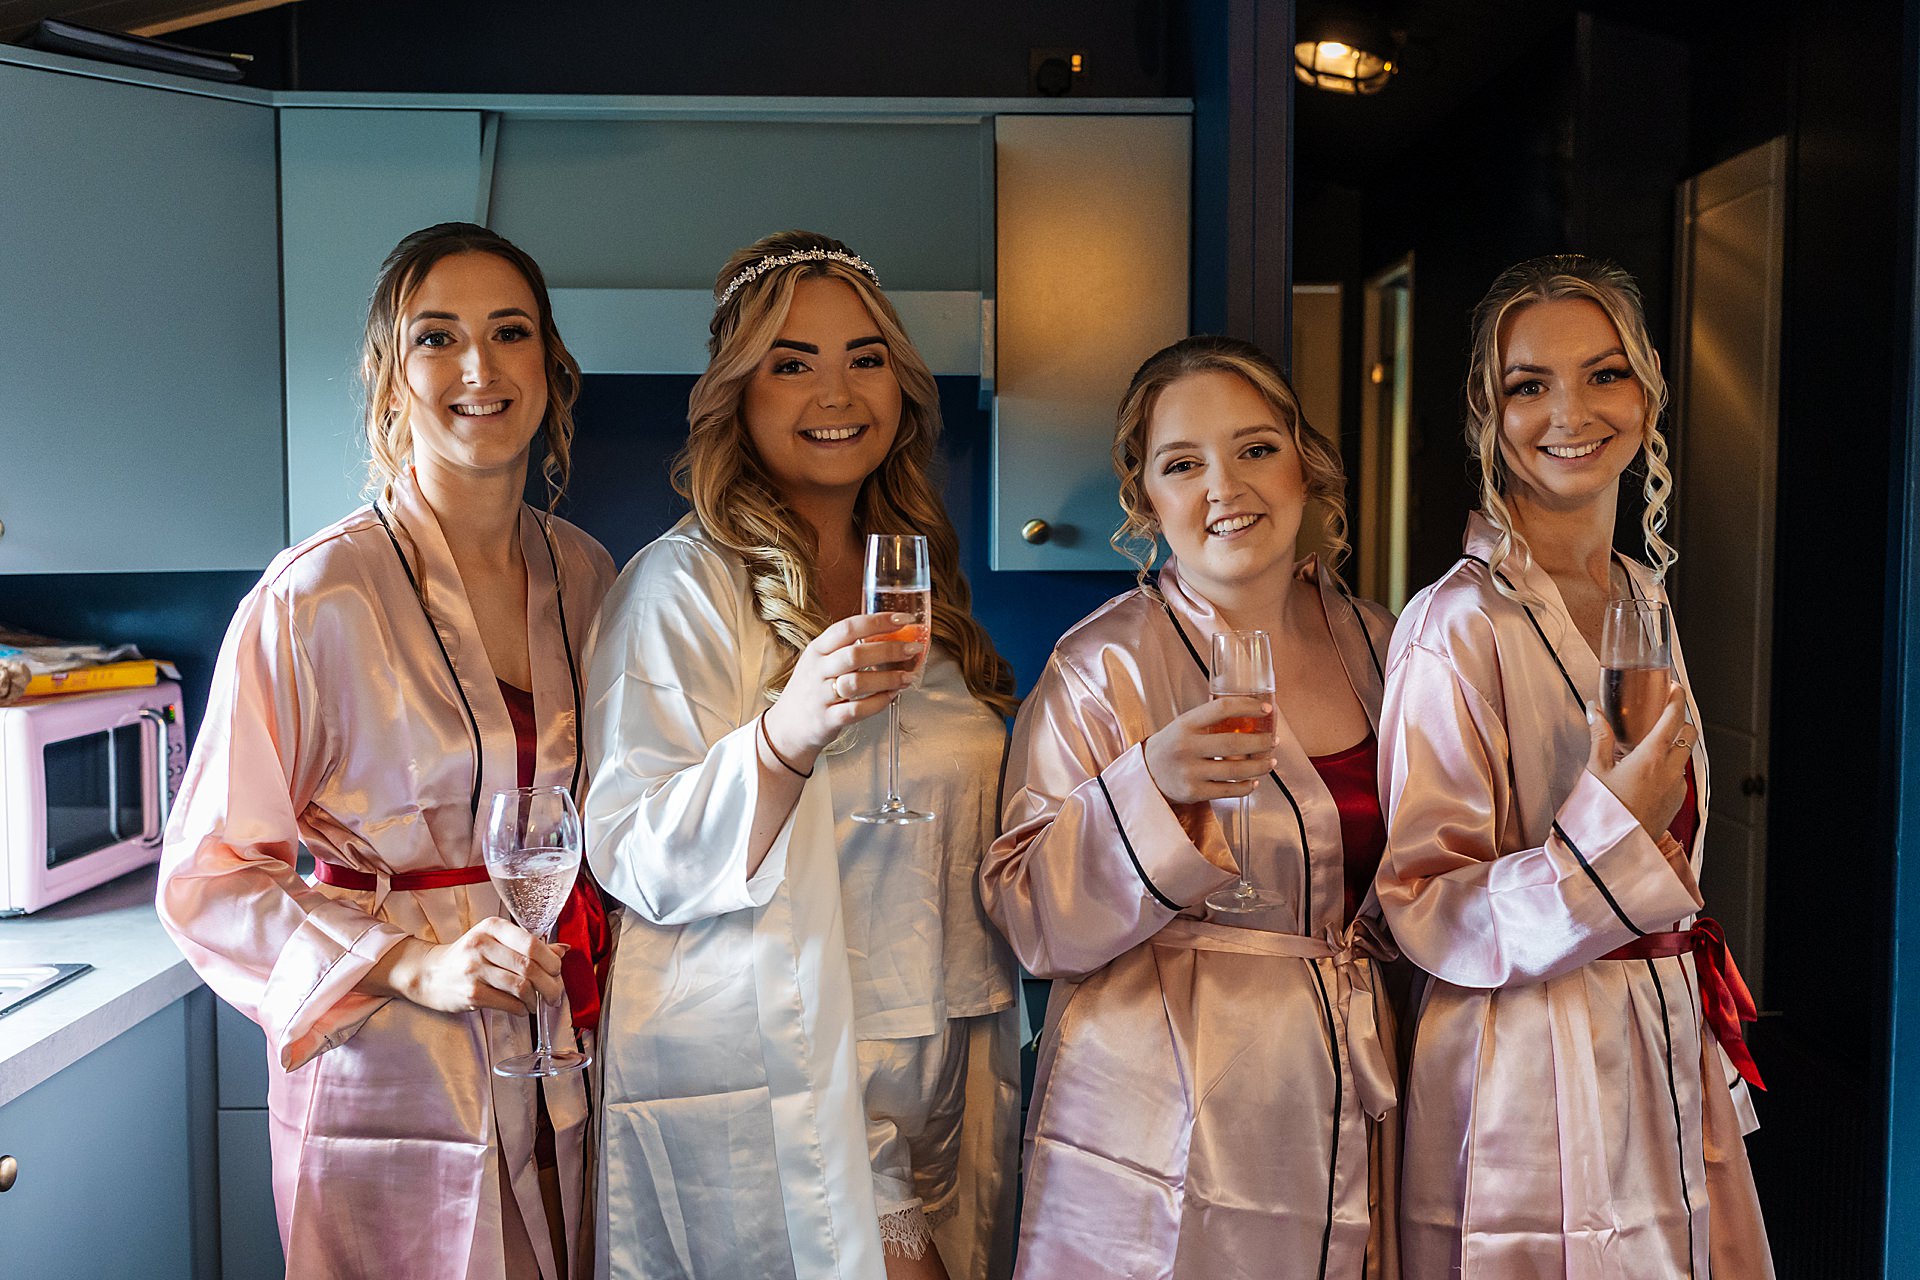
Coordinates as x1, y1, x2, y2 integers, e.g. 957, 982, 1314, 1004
312, 859, 488, 893
312, 855, 608, 1032
1601, 917, 1764, 1090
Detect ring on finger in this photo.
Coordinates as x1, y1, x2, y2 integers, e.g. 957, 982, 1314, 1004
1672, 734, 1691, 751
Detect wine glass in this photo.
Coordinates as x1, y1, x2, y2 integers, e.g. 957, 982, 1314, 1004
1599, 600, 1672, 755
852, 534, 935, 825
483, 784, 591, 1078
1203, 629, 1288, 915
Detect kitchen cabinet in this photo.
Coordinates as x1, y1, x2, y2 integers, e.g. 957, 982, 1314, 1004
279, 108, 487, 543
0, 989, 218, 1278
991, 114, 1191, 570
0, 60, 284, 574
281, 110, 996, 536
2, 38, 1192, 574
213, 998, 282, 1278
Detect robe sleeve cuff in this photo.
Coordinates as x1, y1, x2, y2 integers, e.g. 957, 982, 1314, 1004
1100, 744, 1240, 909
1553, 771, 1705, 934
1655, 831, 1706, 911
259, 909, 412, 1071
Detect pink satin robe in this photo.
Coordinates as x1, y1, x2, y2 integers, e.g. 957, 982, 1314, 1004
157, 472, 615, 1280
1377, 514, 1772, 1278
982, 558, 1403, 1280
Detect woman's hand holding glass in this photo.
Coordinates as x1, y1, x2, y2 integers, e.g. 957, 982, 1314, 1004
1585, 680, 1693, 838
762, 612, 926, 774
1142, 697, 1279, 805
364, 918, 566, 1017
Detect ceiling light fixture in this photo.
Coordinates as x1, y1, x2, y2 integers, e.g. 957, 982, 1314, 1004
1294, 9, 1399, 95
1294, 37, 1396, 94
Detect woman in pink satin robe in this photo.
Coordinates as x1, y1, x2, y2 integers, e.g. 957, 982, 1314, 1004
1377, 255, 1772, 1277
159, 223, 615, 1280
982, 336, 1403, 1279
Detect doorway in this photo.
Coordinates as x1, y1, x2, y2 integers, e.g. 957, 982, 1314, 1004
1670, 136, 1787, 1005
1359, 256, 1413, 611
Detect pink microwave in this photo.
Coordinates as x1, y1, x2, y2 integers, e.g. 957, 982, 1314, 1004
0, 682, 185, 915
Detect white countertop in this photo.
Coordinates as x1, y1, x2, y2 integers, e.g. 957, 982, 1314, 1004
0, 865, 201, 1107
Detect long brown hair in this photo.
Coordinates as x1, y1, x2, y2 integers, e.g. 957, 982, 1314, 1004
360, 221, 582, 508
673, 230, 1017, 716
1111, 335, 1350, 581
1464, 254, 1675, 596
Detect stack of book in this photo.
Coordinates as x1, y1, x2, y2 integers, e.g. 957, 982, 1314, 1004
23, 659, 172, 697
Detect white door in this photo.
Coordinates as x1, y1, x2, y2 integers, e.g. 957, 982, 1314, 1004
1671, 136, 1786, 1003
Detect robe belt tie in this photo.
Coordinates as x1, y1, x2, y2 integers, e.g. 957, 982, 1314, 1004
1601, 917, 1764, 1090
312, 859, 608, 1032
1152, 916, 1400, 1120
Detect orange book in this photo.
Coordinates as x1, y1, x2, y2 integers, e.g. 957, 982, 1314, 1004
25, 659, 161, 697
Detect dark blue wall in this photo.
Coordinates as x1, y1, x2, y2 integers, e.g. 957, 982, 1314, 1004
0, 572, 256, 742
0, 375, 1130, 755
549, 372, 1134, 698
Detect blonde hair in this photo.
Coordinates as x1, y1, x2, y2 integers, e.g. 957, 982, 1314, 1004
360, 222, 582, 509
1464, 254, 1675, 596
1110, 335, 1351, 582
673, 230, 1017, 717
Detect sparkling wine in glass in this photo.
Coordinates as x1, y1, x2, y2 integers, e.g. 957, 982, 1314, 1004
484, 785, 590, 1078
852, 533, 935, 825
1599, 599, 1672, 754
1203, 629, 1288, 915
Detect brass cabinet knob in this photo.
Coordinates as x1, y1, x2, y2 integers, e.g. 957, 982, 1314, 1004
0, 1154, 17, 1192
1021, 520, 1051, 545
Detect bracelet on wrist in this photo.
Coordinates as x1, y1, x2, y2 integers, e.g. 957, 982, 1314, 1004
759, 712, 812, 779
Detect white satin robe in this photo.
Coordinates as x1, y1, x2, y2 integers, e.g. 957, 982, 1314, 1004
581, 518, 1019, 1280
1377, 514, 1772, 1278
982, 557, 1403, 1280
158, 471, 615, 1280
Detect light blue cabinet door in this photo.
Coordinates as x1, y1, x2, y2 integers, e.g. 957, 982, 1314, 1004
217, 1109, 283, 1279
279, 109, 484, 542
0, 63, 283, 573
991, 115, 1191, 570
486, 118, 989, 292
0, 999, 201, 1277
213, 998, 281, 1277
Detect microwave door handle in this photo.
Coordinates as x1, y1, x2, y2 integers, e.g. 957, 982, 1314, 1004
138, 708, 171, 846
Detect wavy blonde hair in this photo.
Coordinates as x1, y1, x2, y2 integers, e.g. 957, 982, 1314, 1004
673, 230, 1017, 717
1464, 254, 1675, 597
1111, 335, 1351, 583
360, 222, 582, 509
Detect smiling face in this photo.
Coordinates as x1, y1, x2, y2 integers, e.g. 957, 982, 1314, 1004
394, 251, 548, 485
739, 275, 903, 510
1141, 368, 1307, 605
1495, 297, 1647, 514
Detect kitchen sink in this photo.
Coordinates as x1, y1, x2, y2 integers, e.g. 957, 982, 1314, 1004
0, 963, 91, 1019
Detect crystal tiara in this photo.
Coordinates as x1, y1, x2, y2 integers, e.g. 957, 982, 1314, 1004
715, 248, 881, 309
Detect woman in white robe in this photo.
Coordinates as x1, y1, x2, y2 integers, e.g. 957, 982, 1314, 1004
583, 231, 1021, 1280
159, 223, 616, 1280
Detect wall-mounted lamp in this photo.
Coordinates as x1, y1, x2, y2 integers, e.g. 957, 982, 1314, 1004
1294, 8, 1399, 95
1294, 38, 1396, 95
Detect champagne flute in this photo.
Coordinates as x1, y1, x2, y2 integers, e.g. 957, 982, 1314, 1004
1203, 629, 1288, 914
852, 533, 935, 825
1599, 599, 1672, 755
483, 784, 591, 1078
